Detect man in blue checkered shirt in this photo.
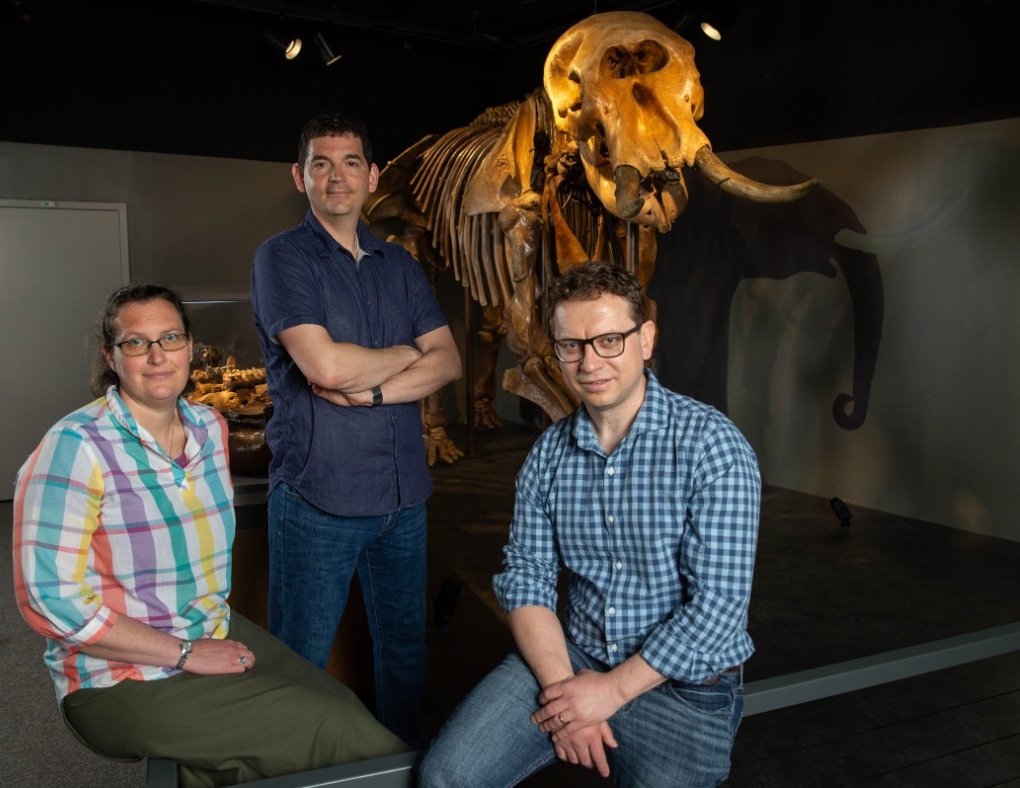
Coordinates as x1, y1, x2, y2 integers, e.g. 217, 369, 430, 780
419, 261, 761, 787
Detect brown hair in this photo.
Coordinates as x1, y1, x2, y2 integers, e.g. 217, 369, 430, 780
297, 113, 373, 170
546, 261, 646, 337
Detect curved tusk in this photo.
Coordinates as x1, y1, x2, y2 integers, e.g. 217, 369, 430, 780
694, 146, 818, 203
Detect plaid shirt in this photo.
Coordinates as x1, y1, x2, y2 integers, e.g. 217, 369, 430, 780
13, 387, 234, 702
494, 372, 760, 683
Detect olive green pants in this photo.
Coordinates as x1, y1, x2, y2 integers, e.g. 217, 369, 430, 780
61, 613, 410, 788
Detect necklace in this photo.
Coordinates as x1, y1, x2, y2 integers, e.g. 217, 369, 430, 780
159, 414, 183, 458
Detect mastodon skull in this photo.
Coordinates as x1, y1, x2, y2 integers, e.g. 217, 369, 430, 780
545, 12, 817, 232
545, 12, 710, 232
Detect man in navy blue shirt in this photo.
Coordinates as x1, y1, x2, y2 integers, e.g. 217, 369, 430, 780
419, 262, 759, 786
251, 114, 461, 748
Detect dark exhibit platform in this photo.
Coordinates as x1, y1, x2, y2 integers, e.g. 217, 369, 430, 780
422, 424, 1020, 786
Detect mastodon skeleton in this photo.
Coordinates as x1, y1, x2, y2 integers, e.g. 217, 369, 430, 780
363, 12, 816, 463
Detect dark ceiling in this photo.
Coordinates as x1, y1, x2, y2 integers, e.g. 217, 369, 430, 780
1, 0, 1018, 164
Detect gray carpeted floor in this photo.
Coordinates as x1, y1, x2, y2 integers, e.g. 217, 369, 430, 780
2, 500, 146, 788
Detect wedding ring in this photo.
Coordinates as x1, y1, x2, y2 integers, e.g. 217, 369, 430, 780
557, 713, 565, 725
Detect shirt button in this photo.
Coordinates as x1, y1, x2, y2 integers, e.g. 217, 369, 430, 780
609, 643, 618, 653
615, 561, 623, 570
607, 514, 615, 525
608, 607, 616, 616
607, 467, 615, 476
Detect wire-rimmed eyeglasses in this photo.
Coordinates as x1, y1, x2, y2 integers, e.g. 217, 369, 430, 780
551, 325, 641, 363
114, 333, 190, 356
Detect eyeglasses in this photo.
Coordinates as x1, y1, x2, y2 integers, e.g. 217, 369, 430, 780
552, 325, 641, 363
114, 333, 189, 356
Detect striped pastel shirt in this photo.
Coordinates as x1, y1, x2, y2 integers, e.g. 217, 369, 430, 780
494, 371, 761, 683
13, 386, 234, 702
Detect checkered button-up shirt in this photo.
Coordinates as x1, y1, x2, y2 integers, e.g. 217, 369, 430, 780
494, 372, 760, 683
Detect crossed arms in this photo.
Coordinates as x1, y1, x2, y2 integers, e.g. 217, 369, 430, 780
278, 322, 461, 407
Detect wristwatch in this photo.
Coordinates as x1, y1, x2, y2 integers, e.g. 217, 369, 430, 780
371, 385, 383, 407
175, 638, 193, 670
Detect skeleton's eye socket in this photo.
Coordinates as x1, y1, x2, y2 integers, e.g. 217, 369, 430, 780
632, 41, 667, 74
602, 40, 669, 79
595, 40, 669, 80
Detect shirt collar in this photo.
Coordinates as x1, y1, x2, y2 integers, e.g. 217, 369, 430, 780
303, 210, 381, 261
105, 385, 142, 437
570, 369, 667, 455
105, 385, 208, 455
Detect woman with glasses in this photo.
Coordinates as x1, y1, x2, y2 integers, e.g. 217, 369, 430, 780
13, 284, 408, 787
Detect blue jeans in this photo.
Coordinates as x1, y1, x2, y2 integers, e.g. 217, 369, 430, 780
268, 482, 427, 747
417, 641, 742, 787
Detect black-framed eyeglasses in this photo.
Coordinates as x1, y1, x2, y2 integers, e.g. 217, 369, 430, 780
114, 333, 189, 357
552, 325, 641, 363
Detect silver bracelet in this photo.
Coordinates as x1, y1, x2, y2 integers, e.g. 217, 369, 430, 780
175, 639, 193, 670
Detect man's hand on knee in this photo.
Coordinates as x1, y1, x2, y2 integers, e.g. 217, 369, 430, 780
534, 669, 626, 737
552, 721, 617, 778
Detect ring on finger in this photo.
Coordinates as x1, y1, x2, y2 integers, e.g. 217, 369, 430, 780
557, 713, 565, 725
239, 656, 248, 665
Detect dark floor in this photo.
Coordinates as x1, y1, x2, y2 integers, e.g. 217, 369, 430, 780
421, 424, 1020, 787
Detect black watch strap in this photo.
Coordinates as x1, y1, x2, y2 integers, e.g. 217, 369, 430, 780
371, 385, 383, 407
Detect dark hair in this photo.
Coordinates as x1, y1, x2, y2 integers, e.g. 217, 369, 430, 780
90, 284, 192, 397
297, 113, 373, 170
546, 261, 646, 337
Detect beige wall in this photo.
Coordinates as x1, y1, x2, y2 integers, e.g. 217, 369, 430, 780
0, 142, 307, 291
723, 118, 1020, 541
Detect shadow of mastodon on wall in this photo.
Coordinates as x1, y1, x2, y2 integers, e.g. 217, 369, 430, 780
648, 156, 884, 431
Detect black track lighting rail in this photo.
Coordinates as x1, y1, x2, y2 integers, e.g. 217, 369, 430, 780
190, 0, 684, 51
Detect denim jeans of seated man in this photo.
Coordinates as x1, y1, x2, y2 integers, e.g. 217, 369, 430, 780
417, 640, 743, 788
268, 481, 428, 748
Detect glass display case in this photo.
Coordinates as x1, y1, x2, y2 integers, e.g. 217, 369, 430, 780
185, 296, 263, 368
182, 294, 271, 477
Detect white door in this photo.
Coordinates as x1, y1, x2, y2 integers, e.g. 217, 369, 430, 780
0, 200, 129, 497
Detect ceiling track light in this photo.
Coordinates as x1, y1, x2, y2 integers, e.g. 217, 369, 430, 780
699, 1, 741, 42
672, 12, 696, 35
264, 29, 302, 60
314, 31, 342, 66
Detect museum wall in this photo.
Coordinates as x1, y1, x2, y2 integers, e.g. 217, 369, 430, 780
0, 141, 307, 289
3, 116, 1018, 543
716, 118, 1020, 542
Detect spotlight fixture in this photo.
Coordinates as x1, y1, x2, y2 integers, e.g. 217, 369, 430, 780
314, 31, 342, 66
264, 30, 302, 60
699, 1, 741, 41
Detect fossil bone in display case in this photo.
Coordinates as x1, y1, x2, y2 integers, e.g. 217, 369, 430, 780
184, 295, 271, 476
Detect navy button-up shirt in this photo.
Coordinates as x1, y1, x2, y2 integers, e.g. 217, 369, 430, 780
251, 211, 448, 516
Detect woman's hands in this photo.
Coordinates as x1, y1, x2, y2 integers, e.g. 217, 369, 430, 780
183, 637, 255, 675
79, 615, 255, 675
